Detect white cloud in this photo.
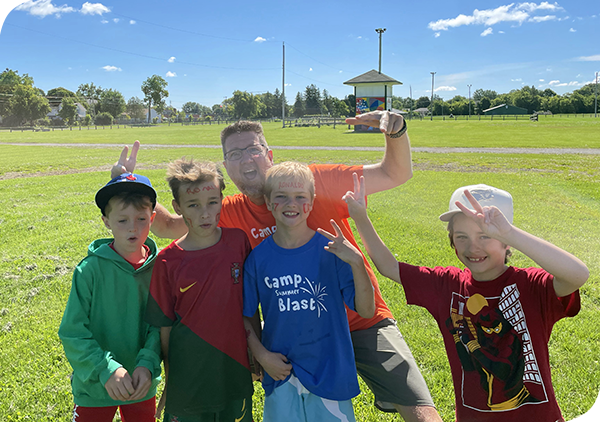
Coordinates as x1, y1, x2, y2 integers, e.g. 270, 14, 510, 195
113, 18, 119, 23
498, 30, 505, 33
569, 28, 576, 32
434, 32, 441, 38
102, 65, 121, 72
100, 19, 108, 24
435, 86, 457, 92
254, 37, 266, 43
166, 71, 177, 77
80, 2, 110, 16
339, 70, 343, 73
357, 36, 362, 39
16, 0, 75, 18
428, 2, 564, 32
549, 80, 584, 87
129, 20, 136, 24
481, 27, 493, 36
309, 68, 313, 71
529, 15, 556, 22
539, 79, 545, 81
511, 78, 523, 81
576, 54, 600, 61
168, 56, 176, 63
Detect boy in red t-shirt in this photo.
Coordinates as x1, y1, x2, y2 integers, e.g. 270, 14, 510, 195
344, 175, 589, 422
145, 158, 254, 422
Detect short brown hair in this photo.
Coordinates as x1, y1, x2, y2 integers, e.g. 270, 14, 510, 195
220, 121, 267, 156
264, 161, 315, 200
166, 158, 225, 204
447, 217, 512, 264
104, 192, 154, 217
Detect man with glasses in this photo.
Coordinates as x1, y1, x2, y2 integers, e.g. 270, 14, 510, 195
113, 111, 442, 422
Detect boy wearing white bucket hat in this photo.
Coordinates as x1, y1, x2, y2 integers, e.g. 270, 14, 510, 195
342, 176, 589, 422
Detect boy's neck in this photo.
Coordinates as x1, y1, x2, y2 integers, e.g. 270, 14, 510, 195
176, 227, 222, 251
111, 242, 148, 266
272, 223, 315, 249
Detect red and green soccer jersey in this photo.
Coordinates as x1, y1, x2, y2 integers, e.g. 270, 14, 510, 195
145, 228, 253, 418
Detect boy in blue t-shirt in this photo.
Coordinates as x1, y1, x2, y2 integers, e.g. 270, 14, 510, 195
242, 161, 375, 422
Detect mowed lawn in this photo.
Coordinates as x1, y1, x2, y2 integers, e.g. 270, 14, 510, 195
0, 119, 599, 421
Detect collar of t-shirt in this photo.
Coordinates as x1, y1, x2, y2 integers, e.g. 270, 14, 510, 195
109, 242, 150, 270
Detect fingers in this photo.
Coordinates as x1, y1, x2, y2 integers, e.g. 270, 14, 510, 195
130, 140, 140, 162
379, 111, 389, 133
328, 219, 343, 236
463, 190, 484, 213
118, 145, 129, 166
316, 227, 335, 240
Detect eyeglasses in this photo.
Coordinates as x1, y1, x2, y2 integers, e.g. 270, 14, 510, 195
224, 144, 267, 161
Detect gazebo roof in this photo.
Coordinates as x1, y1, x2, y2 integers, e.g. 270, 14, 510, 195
343, 70, 402, 86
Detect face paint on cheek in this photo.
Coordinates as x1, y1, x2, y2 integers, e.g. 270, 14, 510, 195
273, 202, 280, 211
303, 203, 310, 213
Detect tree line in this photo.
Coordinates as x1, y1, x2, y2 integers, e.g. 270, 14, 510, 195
1, 67, 598, 127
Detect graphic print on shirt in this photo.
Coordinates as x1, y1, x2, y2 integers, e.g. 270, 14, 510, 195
264, 273, 328, 317
446, 284, 547, 412
250, 224, 277, 241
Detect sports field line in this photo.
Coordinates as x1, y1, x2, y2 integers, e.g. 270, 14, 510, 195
2, 143, 600, 155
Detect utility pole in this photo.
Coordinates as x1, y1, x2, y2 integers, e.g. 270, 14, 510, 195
282, 42, 286, 128
375, 28, 386, 73
409, 85, 413, 121
430, 72, 436, 121
467, 84, 472, 118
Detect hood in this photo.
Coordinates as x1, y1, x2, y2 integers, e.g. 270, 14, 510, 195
87, 237, 158, 274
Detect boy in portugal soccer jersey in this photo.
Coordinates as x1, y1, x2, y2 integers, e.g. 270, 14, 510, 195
145, 158, 254, 422
243, 161, 375, 422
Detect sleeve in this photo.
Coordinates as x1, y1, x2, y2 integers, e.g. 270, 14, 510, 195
399, 262, 458, 317
525, 268, 581, 324
310, 164, 365, 220
337, 257, 357, 312
135, 324, 162, 378
243, 251, 260, 318
58, 262, 123, 386
145, 253, 176, 327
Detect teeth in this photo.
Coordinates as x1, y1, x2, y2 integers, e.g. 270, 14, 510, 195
468, 257, 486, 262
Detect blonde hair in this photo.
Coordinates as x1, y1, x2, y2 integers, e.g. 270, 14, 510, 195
264, 161, 315, 199
166, 158, 225, 203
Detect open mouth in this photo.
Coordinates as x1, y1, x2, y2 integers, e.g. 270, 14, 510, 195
283, 211, 299, 217
467, 256, 486, 263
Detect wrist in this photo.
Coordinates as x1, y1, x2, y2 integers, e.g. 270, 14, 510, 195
387, 119, 407, 138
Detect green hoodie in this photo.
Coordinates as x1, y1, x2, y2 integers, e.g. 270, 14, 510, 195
59, 238, 161, 407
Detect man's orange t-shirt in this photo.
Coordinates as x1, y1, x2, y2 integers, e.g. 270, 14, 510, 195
219, 163, 394, 332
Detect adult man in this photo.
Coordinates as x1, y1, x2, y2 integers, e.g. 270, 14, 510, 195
113, 111, 442, 422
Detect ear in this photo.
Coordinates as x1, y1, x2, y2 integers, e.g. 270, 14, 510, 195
102, 215, 111, 230
266, 149, 274, 164
172, 199, 182, 216
150, 210, 156, 223
265, 194, 272, 211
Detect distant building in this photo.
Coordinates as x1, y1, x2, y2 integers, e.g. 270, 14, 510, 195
344, 69, 402, 131
483, 104, 528, 115
413, 107, 431, 117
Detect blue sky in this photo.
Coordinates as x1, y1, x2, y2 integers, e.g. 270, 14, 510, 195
0, 1, 599, 109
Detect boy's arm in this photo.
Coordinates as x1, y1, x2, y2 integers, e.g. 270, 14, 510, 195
155, 326, 171, 419
242, 317, 291, 381
317, 219, 375, 318
128, 324, 161, 401
346, 110, 413, 195
58, 267, 130, 393
343, 173, 401, 283
456, 190, 589, 297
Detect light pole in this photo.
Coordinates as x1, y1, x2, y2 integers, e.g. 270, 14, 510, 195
430, 72, 436, 121
467, 84, 472, 118
375, 28, 386, 73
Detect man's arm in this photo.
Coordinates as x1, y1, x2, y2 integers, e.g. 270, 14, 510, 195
346, 110, 413, 195
151, 203, 188, 239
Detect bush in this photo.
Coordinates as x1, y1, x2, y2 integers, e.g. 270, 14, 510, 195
82, 115, 92, 126
152, 117, 158, 124
94, 112, 113, 126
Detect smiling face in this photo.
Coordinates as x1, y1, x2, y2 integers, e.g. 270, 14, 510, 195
102, 198, 155, 259
222, 131, 273, 203
266, 176, 315, 230
172, 177, 222, 244
451, 213, 510, 281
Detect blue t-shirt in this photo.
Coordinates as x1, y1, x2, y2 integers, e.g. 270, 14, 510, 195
243, 232, 360, 401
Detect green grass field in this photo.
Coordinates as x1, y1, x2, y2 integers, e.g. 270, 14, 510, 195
0, 119, 599, 421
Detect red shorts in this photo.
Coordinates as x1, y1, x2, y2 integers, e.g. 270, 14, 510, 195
72, 397, 155, 422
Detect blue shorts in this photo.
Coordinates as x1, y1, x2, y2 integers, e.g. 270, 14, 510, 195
263, 375, 355, 422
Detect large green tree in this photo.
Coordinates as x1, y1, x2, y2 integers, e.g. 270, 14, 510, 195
77, 83, 103, 116
304, 84, 322, 115
141, 75, 169, 123
126, 96, 145, 121
182, 101, 201, 114
58, 97, 78, 125
229, 90, 265, 119
99, 89, 126, 119
293, 92, 305, 117
0, 68, 35, 117
6, 84, 50, 125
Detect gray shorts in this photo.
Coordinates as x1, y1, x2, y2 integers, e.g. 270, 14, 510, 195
351, 318, 435, 412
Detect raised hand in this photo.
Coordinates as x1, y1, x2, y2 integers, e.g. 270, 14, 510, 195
342, 172, 367, 220
345, 110, 405, 136
259, 351, 292, 381
317, 219, 363, 266
104, 367, 135, 401
455, 190, 513, 239
110, 140, 140, 179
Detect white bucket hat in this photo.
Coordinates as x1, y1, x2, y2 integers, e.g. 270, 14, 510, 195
439, 184, 513, 223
